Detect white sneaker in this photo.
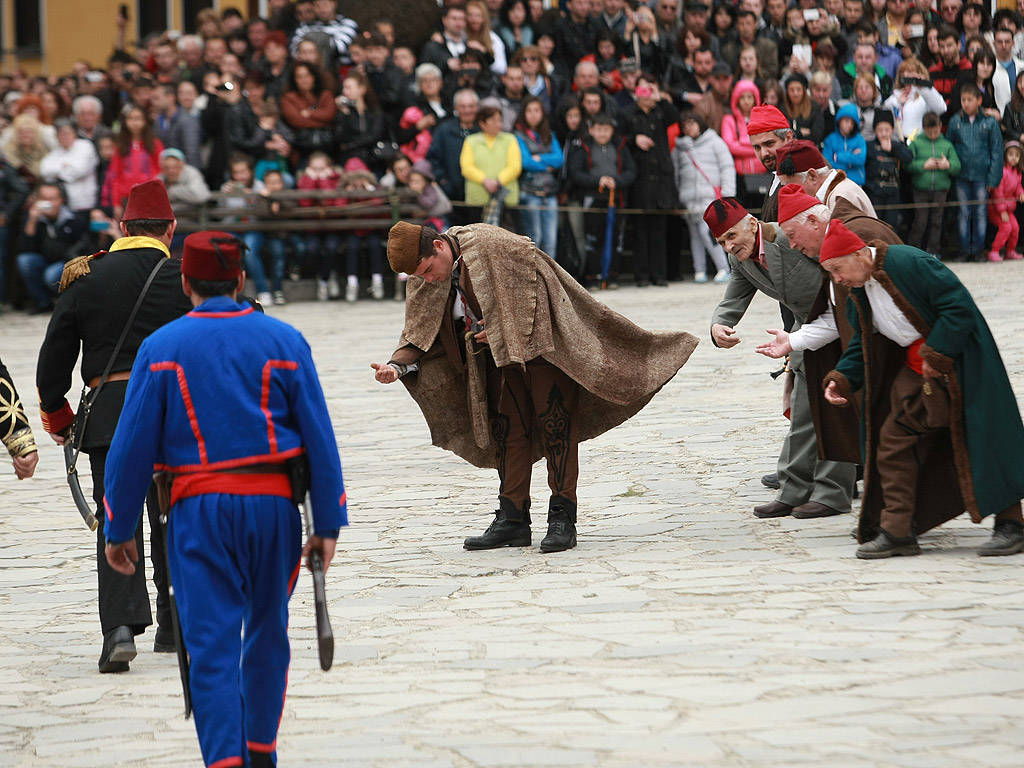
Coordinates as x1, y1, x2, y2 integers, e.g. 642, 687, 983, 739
327, 273, 341, 299
713, 269, 730, 283
272, 291, 286, 305
317, 280, 329, 301
345, 282, 358, 303
370, 275, 385, 300
257, 291, 273, 307
693, 271, 708, 283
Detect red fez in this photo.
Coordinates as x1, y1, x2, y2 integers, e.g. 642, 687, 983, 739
777, 183, 822, 223
182, 231, 244, 281
746, 105, 790, 136
819, 220, 866, 263
703, 197, 749, 239
122, 179, 174, 221
776, 140, 826, 175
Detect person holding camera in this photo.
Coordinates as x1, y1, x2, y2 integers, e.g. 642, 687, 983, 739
883, 58, 947, 139
16, 183, 87, 313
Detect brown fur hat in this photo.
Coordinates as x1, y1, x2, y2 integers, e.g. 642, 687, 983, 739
387, 221, 423, 274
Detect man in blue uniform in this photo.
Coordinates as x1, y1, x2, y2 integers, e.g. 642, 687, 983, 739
103, 232, 347, 768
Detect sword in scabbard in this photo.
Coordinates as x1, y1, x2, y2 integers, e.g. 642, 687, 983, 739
288, 455, 333, 671
62, 413, 99, 531
301, 496, 334, 672
154, 471, 192, 719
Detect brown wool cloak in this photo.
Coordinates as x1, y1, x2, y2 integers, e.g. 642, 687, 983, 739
393, 224, 700, 468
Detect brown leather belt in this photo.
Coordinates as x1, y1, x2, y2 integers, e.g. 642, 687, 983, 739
88, 370, 131, 388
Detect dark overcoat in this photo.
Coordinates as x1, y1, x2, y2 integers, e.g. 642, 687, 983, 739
824, 243, 1024, 537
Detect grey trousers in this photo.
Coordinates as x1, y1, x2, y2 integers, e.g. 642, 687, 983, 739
776, 351, 857, 511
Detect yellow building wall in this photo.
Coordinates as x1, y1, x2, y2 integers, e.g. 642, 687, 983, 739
23, 1, 255, 77
46, 0, 125, 75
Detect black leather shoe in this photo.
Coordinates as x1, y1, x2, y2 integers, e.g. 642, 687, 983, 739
753, 500, 794, 518
760, 472, 780, 489
249, 750, 276, 768
792, 501, 845, 519
153, 626, 176, 653
540, 497, 577, 553
464, 500, 531, 550
856, 529, 921, 559
98, 626, 136, 673
978, 520, 1024, 557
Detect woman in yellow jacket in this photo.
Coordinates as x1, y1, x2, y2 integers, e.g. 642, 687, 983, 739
460, 104, 522, 226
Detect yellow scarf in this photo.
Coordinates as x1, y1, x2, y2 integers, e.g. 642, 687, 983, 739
109, 236, 170, 257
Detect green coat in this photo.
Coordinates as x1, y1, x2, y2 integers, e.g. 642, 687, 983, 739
909, 133, 961, 192
825, 243, 1024, 533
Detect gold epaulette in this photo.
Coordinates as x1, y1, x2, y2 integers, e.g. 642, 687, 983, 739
59, 251, 106, 292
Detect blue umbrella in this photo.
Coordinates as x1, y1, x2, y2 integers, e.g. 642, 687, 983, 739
601, 187, 615, 290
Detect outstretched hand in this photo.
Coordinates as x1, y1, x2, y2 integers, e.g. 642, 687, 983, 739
755, 328, 792, 359
712, 323, 740, 348
824, 380, 847, 406
370, 362, 399, 384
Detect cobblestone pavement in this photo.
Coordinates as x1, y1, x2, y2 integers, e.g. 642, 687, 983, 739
2, 262, 1023, 768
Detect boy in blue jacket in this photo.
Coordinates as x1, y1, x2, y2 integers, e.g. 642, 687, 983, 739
947, 82, 1004, 261
823, 103, 867, 186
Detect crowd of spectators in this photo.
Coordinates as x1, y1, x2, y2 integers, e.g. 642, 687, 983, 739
4, 0, 1024, 312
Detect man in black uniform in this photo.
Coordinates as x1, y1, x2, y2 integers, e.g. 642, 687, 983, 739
36, 179, 192, 673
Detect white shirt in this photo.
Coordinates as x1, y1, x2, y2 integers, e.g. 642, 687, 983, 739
792, 247, 919, 352
862, 249, 920, 347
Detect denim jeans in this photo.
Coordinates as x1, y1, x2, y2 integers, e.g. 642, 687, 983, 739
955, 178, 988, 254
16, 252, 64, 308
264, 235, 304, 291
345, 232, 383, 277
520, 193, 559, 256
305, 233, 341, 281
240, 232, 270, 295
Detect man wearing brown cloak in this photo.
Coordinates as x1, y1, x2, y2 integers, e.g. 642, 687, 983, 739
371, 221, 698, 552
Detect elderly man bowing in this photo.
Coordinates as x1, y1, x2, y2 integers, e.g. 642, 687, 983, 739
818, 221, 1024, 558
706, 197, 856, 520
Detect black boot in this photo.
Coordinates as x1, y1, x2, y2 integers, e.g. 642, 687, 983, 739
98, 625, 136, 673
249, 750, 276, 767
856, 529, 921, 559
978, 519, 1024, 556
540, 496, 577, 553
464, 498, 531, 550
153, 625, 176, 654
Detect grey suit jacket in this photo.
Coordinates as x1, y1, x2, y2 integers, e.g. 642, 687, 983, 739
710, 227, 825, 345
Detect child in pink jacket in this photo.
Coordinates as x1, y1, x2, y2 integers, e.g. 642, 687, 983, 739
987, 140, 1024, 262
720, 80, 766, 175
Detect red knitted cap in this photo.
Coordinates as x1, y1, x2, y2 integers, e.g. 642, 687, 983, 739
776, 140, 826, 175
819, 220, 866, 263
122, 179, 174, 221
182, 231, 244, 281
746, 105, 790, 136
703, 198, 749, 239
777, 183, 821, 223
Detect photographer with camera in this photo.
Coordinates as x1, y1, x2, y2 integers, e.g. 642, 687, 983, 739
16, 183, 86, 313
883, 58, 947, 139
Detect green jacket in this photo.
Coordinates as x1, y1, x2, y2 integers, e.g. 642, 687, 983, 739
908, 133, 961, 191
828, 244, 1024, 526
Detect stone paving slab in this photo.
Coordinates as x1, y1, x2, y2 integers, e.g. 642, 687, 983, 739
1, 262, 1023, 766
